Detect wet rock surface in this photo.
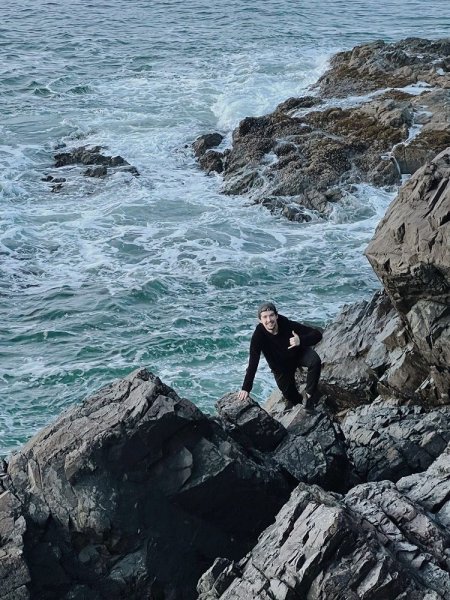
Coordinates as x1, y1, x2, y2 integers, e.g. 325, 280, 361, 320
41, 145, 140, 192
194, 38, 450, 219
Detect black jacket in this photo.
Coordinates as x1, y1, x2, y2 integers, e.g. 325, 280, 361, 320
242, 314, 322, 393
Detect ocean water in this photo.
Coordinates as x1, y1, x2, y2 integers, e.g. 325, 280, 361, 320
1, 0, 449, 456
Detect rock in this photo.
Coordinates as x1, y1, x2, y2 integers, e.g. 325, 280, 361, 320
195, 39, 450, 220
197, 482, 446, 599
199, 150, 224, 174
397, 442, 450, 529
215, 393, 286, 452
263, 392, 352, 492
53, 145, 139, 178
0, 490, 30, 600
341, 399, 450, 482
365, 148, 450, 404
84, 165, 107, 177
317, 38, 450, 97
54, 145, 129, 168
317, 290, 402, 407
3, 369, 291, 600
193, 133, 224, 158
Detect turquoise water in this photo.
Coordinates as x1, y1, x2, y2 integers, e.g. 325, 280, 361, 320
1, 0, 450, 455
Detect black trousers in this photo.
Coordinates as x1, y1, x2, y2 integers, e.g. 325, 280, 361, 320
273, 347, 321, 404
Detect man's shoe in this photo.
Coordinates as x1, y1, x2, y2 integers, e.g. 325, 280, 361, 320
303, 392, 316, 411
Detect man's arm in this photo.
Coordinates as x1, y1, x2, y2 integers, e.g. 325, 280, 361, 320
238, 331, 261, 399
290, 320, 323, 346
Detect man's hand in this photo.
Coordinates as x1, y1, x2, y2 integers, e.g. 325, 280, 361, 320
288, 330, 300, 349
238, 390, 249, 401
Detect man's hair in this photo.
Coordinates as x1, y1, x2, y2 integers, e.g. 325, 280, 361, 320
257, 301, 278, 318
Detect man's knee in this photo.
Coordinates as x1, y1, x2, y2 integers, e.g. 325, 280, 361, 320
300, 347, 321, 369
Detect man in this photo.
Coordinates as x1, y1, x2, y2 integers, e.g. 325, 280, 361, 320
238, 302, 322, 410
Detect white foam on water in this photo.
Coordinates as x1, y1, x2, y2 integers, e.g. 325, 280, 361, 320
2, 0, 450, 453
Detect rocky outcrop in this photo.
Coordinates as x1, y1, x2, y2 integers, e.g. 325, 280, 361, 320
194, 38, 450, 219
217, 393, 351, 492
341, 400, 450, 482
2, 369, 293, 600
316, 38, 450, 97
197, 469, 450, 599
41, 145, 140, 192
315, 148, 449, 412
365, 148, 450, 404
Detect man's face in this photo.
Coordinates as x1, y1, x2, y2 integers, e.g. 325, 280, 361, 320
259, 310, 278, 334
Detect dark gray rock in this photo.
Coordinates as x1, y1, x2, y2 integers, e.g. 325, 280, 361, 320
216, 393, 286, 452
84, 165, 107, 177
197, 482, 446, 599
0, 490, 30, 600
397, 442, 450, 530
341, 400, 450, 482
317, 290, 402, 407
199, 150, 224, 174
366, 148, 450, 404
193, 133, 224, 158
3, 369, 291, 600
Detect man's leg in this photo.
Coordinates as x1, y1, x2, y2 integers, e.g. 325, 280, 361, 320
273, 370, 303, 405
297, 347, 321, 401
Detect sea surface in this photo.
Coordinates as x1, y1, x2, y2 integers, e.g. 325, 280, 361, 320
1, 0, 449, 456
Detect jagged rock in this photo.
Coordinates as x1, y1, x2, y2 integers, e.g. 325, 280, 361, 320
316, 38, 450, 97
0, 490, 30, 600
215, 393, 286, 452
195, 39, 450, 220
263, 392, 352, 492
365, 148, 450, 404
397, 442, 450, 529
197, 482, 447, 599
53, 145, 139, 178
4, 369, 291, 600
199, 150, 224, 174
317, 290, 402, 407
193, 133, 224, 158
341, 399, 450, 482
84, 165, 107, 177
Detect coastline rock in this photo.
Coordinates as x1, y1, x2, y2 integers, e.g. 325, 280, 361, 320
341, 400, 450, 482
195, 38, 450, 219
316, 290, 401, 407
216, 394, 350, 492
193, 133, 224, 158
317, 38, 450, 98
197, 481, 448, 599
3, 369, 292, 600
215, 393, 286, 452
365, 148, 450, 404
0, 490, 30, 600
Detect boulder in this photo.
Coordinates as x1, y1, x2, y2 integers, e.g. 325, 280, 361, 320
193, 133, 224, 158
316, 291, 402, 407
215, 393, 286, 452
3, 369, 291, 600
